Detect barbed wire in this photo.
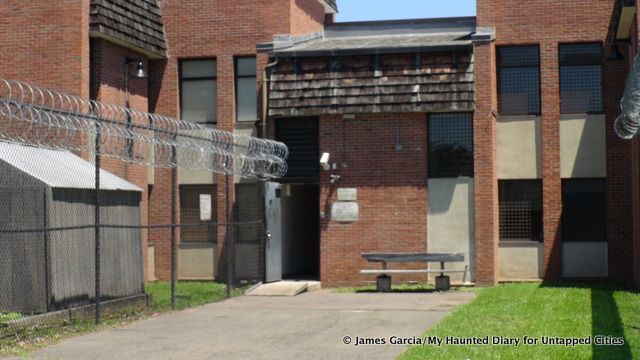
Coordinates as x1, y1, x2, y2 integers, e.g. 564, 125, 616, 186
0, 79, 288, 179
615, 54, 640, 140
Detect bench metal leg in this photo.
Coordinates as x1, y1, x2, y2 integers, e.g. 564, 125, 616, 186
376, 275, 391, 293
435, 275, 450, 291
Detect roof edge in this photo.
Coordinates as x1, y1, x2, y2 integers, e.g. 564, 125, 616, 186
90, 31, 167, 59
271, 43, 474, 58
327, 16, 476, 28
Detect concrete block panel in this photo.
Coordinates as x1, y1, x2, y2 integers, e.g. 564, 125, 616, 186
178, 242, 215, 280
560, 115, 606, 178
499, 242, 543, 280
148, 244, 157, 281
497, 116, 541, 179
178, 168, 215, 185
562, 242, 608, 278
427, 178, 475, 283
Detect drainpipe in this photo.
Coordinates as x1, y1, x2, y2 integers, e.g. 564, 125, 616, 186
261, 58, 279, 139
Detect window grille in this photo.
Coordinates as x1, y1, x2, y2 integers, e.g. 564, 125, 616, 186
179, 185, 217, 243
428, 113, 474, 178
498, 46, 541, 116
499, 180, 543, 242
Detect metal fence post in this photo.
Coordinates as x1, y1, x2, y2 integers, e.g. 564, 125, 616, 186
171, 145, 177, 310
225, 173, 232, 299
94, 119, 101, 324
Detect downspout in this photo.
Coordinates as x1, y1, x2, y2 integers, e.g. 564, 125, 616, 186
261, 58, 279, 139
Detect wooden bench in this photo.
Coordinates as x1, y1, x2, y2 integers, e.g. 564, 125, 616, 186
360, 252, 466, 292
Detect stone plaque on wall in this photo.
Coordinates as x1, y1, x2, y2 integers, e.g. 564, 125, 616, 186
199, 194, 212, 221
337, 188, 357, 201
331, 202, 359, 222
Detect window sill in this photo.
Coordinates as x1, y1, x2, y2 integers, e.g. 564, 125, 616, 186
499, 241, 543, 247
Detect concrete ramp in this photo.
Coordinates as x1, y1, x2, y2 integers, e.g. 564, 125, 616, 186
246, 281, 321, 297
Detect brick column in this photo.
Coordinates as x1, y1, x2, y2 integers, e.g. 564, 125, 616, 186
473, 40, 500, 286
539, 42, 562, 280
605, 44, 634, 285
215, 55, 237, 279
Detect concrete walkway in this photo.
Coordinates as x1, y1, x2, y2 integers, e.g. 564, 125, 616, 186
9, 290, 475, 360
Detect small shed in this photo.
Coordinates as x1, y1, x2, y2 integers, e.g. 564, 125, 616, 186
0, 143, 144, 313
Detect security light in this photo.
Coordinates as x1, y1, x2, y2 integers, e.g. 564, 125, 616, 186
134, 60, 147, 78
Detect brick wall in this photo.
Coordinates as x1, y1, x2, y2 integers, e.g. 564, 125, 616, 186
318, 113, 428, 287
90, 39, 151, 280
290, 0, 325, 35
0, 1, 90, 97
477, 0, 633, 283
150, 0, 326, 278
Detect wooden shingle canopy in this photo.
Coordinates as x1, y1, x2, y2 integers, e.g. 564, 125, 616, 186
90, 0, 167, 58
267, 17, 476, 116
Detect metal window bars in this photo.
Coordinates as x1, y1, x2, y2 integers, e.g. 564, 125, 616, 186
0, 79, 288, 178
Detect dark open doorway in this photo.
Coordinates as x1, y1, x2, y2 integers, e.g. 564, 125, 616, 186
274, 117, 320, 280
280, 184, 320, 280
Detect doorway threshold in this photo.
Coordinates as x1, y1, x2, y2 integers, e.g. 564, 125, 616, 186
245, 280, 322, 297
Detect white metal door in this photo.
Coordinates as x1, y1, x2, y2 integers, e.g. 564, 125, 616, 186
264, 182, 282, 283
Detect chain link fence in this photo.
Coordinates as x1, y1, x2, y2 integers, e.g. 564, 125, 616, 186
0, 80, 278, 340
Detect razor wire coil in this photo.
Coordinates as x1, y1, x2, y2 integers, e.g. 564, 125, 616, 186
0, 79, 288, 179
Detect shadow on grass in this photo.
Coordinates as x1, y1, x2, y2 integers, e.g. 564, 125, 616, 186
354, 289, 439, 294
540, 281, 632, 360
348, 284, 469, 294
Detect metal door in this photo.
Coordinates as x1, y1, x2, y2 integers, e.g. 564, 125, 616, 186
264, 182, 282, 283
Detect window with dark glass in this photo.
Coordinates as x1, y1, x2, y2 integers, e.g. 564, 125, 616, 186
499, 180, 543, 242
497, 46, 541, 116
428, 113, 473, 178
562, 179, 606, 242
235, 57, 258, 122
179, 59, 217, 124
559, 43, 603, 114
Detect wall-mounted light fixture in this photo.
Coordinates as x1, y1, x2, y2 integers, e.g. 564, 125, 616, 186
124, 57, 147, 159
124, 57, 147, 107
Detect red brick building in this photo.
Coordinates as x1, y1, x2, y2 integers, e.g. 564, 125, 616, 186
1, 0, 639, 288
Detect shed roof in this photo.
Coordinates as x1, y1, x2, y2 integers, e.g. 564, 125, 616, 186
270, 17, 476, 57
89, 0, 167, 58
0, 143, 142, 192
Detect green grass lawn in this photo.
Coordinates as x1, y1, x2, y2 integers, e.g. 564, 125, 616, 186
145, 281, 244, 310
400, 282, 640, 360
0, 313, 23, 324
1, 281, 240, 357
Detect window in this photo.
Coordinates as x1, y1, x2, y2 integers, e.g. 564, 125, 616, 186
235, 57, 257, 122
499, 180, 543, 242
179, 59, 217, 124
560, 43, 603, 114
562, 179, 606, 242
428, 113, 474, 178
498, 46, 541, 116
179, 185, 216, 242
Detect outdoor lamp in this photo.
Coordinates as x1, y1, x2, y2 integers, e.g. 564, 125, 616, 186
133, 60, 147, 79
